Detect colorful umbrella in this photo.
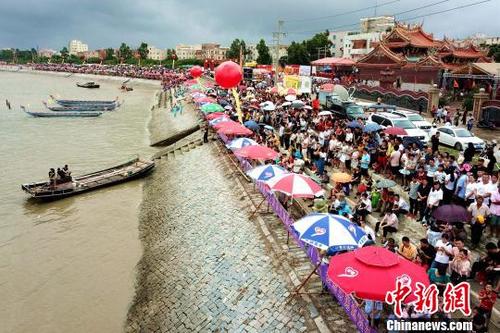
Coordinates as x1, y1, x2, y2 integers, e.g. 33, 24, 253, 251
286, 88, 297, 95
331, 172, 352, 183
266, 173, 324, 198
234, 145, 279, 161
195, 97, 215, 104
205, 112, 226, 120
191, 92, 206, 99
209, 116, 231, 126
217, 123, 253, 136
376, 179, 397, 188
201, 103, 224, 113
432, 204, 471, 223
246, 164, 288, 182
213, 120, 239, 130
363, 123, 382, 133
384, 127, 408, 136
226, 138, 258, 150
292, 213, 368, 251
327, 246, 430, 302
347, 120, 362, 128
243, 120, 260, 131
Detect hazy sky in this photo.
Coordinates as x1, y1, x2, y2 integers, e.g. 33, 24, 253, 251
1, 0, 499, 50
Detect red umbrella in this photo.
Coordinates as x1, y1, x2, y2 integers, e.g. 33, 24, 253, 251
205, 112, 226, 120
286, 88, 297, 95
234, 145, 279, 161
265, 173, 324, 198
213, 120, 239, 130
217, 123, 253, 136
327, 246, 430, 302
384, 127, 408, 136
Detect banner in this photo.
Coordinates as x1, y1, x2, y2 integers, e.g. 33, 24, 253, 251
299, 65, 311, 76
299, 76, 312, 94
231, 88, 243, 123
283, 75, 300, 89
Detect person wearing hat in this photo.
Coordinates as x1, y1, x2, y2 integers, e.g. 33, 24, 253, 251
468, 195, 491, 247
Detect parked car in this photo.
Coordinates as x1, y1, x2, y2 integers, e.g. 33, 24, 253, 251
325, 96, 367, 120
390, 110, 434, 132
367, 112, 430, 145
429, 126, 485, 151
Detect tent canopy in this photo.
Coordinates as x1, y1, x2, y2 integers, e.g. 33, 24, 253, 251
311, 57, 356, 66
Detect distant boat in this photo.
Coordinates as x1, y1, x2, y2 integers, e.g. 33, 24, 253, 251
21, 158, 155, 201
76, 82, 100, 89
21, 105, 103, 118
43, 101, 118, 112
50, 95, 117, 107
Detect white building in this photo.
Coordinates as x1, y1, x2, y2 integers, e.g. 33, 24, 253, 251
329, 31, 359, 57
68, 40, 88, 55
175, 44, 202, 60
147, 46, 167, 60
360, 16, 395, 33
343, 32, 383, 60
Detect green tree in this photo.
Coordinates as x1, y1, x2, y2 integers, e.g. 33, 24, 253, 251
305, 31, 332, 60
287, 41, 310, 65
226, 39, 249, 62
137, 42, 149, 66
256, 39, 272, 65
118, 43, 132, 63
60, 47, 69, 62
0, 49, 14, 62
105, 48, 115, 60
486, 44, 500, 62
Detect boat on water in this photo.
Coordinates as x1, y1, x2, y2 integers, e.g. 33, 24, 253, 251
21, 106, 103, 118
50, 95, 118, 107
77, 82, 100, 89
43, 101, 119, 112
21, 158, 155, 200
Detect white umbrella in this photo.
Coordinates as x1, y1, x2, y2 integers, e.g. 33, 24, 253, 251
224, 105, 233, 110
246, 87, 255, 91
304, 105, 313, 110
281, 101, 292, 107
285, 94, 297, 101
318, 110, 333, 116
263, 103, 276, 111
260, 101, 273, 107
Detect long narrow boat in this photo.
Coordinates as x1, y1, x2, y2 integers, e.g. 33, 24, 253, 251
43, 101, 118, 112
77, 82, 100, 89
50, 95, 117, 107
21, 106, 102, 118
21, 158, 155, 201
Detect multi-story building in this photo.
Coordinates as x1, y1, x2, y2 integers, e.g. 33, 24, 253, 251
329, 31, 359, 57
343, 32, 383, 60
201, 43, 228, 61
77, 50, 100, 59
147, 46, 167, 60
68, 40, 88, 55
360, 16, 395, 33
38, 49, 56, 58
175, 44, 202, 59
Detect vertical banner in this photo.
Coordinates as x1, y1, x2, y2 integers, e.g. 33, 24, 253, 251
299, 76, 312, 94
231, 88, 243, 123
299, 65, 311, 76
283, 75, 300, 89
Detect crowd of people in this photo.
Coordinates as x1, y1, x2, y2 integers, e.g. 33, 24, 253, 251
203, 77, 499, 330
48, 164, 72, 187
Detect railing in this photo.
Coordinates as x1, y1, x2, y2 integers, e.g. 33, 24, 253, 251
218, 132, 376, 333
352, 84, 429, 112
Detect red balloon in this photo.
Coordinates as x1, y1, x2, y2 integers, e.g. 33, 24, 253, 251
215, 61, 242, 89
190, 66, 203, 78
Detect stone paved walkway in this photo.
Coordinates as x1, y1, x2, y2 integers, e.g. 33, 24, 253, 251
126, 144, 325, 332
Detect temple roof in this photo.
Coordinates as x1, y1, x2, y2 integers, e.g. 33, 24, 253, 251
384, 23, 438, 48
356, 44, 405, 67
438, 43, 489, 60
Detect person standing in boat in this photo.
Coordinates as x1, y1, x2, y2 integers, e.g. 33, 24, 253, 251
62, 165, 72, 182
49, 168, 56, 188
56, 168, 65, 183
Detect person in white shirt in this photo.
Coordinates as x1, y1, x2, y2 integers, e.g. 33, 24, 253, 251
424, 182, 443, 222
465, 174, 477, 205
476, 174, 493, 205
359, 220, 376, 243
432, 233, 453, 271
393, 194, 409, 216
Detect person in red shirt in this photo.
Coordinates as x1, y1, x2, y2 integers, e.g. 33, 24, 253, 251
478, 283, 497, 318
312, 98, 320, 111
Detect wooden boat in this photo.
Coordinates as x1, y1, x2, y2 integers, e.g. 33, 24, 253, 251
50, 95, 117, 107
77, 82, 100, 89
21, 106, 102, 118
21, 158, 155, 201
43, 101, 118, 112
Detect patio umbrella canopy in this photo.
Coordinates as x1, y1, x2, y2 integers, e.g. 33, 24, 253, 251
217, 124, 253, 136
266, 173, 324, 198
384, 127, 408, 136
376, 179, 397, 188
246, 164, 288, 182
292, 213, 368, 251
243, 120, 260, 131
363, 123, 382, 133
311, 57, 356, 66
213, 120, 239, 130
205, 112, 226, 120
234, 145, 279, 161
226, 137, 258, 150
201, 103, 224, 113
432, 204, 471, 223
327, 246, 430, 302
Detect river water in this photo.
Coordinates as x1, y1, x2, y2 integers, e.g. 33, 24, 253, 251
0, 71, 158, 333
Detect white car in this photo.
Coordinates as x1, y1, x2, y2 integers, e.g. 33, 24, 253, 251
430, 126, 485, 151
368, 112, 430, 145
390, 110, 434, 132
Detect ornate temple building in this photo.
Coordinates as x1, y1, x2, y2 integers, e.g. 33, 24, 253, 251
356, 23, 491, 88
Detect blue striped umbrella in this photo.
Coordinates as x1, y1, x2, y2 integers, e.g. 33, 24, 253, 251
363, 122, 382, 133
292, 213, 368, 251
246, 164, 288, 182
226, 138, 258, 150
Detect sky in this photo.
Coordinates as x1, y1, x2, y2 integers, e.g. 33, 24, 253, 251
1, 0, 499, 50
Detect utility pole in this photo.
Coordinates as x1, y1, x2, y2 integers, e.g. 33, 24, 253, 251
272, 20, 286, 86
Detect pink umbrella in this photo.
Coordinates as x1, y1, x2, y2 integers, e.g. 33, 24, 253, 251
266, 173, 324, 198
327, 246, 430, 302
195, 97, 215, 104
205, 112, 226, 120
213, 120, 239, 130
216, 123, 253, 136
234, 145, 279, 161
270, 87, 278, 94
384, 127, 408, 136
